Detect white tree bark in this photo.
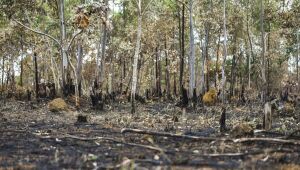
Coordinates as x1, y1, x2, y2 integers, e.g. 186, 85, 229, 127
59, 0, 68, 89
221, 0, 228, 104
260, 0, 266, 102
131, 0, 142, 114
188, 0, 195, 98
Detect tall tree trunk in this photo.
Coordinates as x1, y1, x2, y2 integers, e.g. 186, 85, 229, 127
179, 3, 185, 92
188, 0, 195, 98
215, 29, 221, 89
297, 31, 299, 91
155, 47, 162, 97
59, 0, 68, 95
246, 0, 253, 89
77, 40, 83, 98
204, 23, 210, 92
221, 0, 228, 104
131, 0, 142, 114
99, 0, 109, 88
20, 35, 24, 87
230, 34, 237, 98
165, 37, 171, 99
260, 0, 266, 102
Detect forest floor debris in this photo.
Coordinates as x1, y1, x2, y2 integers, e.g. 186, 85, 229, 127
0, 100, 299, 169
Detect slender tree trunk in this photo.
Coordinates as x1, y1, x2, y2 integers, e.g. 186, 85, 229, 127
221, 0, 228, 104
20, 36, 24, 87
179, 4, 185, 92
1, 57, 5, 96
77, 40, 83, 98
230, 34, 237, 98
246, 0, 253, 89
204, 23, 210, 92
34, 53, 39, 99
165, 37, 171, 99
99, 0, 109, 88
297, 31, 299, 91
260, 0, 266, 102
131, 0, 142, 114
58, 0, 68, 96
188, 0, 195, 98
215, 29, 221, 89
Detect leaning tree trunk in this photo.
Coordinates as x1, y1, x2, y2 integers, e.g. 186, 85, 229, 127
131, 0, 142, 114
188, 0, 195, 98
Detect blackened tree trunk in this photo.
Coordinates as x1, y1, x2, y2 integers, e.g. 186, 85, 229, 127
34, 53, 39, 99
165, 37, 171, 99
77, 40, 83, 97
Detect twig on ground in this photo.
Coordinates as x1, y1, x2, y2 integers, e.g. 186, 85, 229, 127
121, 128, 230, 142
38, 133, 166, 153
233, 137, 300, 145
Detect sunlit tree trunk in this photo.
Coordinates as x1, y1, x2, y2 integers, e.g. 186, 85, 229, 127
188, 0, 195, 98
246, 0, 253, 89
221, 0, 228, 104
260, 0, 266, 102
99, 0, 108, 88
59, 0, 68, 95
131, 0, 142, 114
179, 3, 185, 92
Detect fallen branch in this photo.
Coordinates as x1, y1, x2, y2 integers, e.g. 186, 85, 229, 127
57, 134, 166, 153
233, 137, 300, 145
121, 128, 230, 142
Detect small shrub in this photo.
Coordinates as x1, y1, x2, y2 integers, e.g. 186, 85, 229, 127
203, 89, 217, 105
48, 98, 68, 112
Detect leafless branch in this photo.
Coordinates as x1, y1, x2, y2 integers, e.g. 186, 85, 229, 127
12, 18, 61, 48
67, 29, 83, 52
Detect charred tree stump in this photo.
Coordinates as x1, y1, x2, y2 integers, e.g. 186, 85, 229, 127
220, 107, 226, 133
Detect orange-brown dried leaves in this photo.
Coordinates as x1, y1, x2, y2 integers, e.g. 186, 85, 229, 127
75, 12, 89, 29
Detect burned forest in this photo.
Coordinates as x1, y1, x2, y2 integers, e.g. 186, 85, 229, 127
0, 0, 300, 169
